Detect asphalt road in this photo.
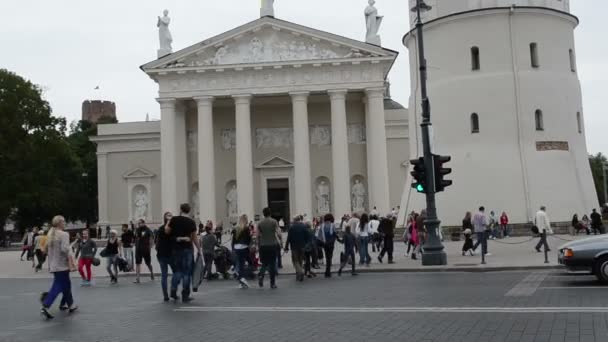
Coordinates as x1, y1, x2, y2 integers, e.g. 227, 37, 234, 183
0, 271, 606, 342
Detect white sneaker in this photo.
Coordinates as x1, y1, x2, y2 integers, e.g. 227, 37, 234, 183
239, 278, 249, 289
484, 253, 492, 256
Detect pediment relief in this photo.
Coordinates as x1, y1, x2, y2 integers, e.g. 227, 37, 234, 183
164, 27, 374, 69
123, 167, 156, 179
256, 156, 294, 169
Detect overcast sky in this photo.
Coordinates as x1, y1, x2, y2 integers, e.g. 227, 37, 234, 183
2, 0, 606, 153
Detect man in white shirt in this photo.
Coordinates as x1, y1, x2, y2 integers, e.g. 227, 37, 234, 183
535, 206, 552, 252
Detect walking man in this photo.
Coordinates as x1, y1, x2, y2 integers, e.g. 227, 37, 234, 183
284, 215, 311, 282
535, 206, 552, 253
257, 207, 281, 288
472, 207, 490, 256
166, 204, 200, 303
590, 209, 603, 235
134, 219, 154, 284
201, 224, 218, 280
378, 213, 395, 264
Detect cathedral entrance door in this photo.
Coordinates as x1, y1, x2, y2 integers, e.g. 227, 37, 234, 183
266, 178, 290, 222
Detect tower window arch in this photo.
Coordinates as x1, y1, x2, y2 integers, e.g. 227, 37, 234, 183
576, 112, 582, 134
471, 46, 480, 71
535, 109, 544, 131
530, 43, 540, 68
471, 113, 480, 134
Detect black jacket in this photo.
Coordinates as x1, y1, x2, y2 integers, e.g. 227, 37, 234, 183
285, 222, 312, 251
378, 218, 395, 239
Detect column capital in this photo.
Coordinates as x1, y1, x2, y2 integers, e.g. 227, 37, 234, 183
232, 94, 252, 105
289, 91, 310, 100
194, 96, 214, 105
156, 97, 176, 107
328, 89, 348, 99
364, 87, 385, 99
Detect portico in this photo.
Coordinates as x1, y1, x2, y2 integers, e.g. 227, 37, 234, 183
141, 16, 399, 224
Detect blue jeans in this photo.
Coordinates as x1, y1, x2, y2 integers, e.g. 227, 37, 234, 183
157, 255, 174, 298
234, 248, 249, 280
171, 249, 194, 296
358, 236, 370, 264
43, 271, 73, 308
472, 232, 488, 255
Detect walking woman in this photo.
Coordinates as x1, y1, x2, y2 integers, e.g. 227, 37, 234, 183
410, 213, 420, 260
106, 230, 121, 284
356, 214, 371, 266
75, 230, 97, 286
155, 212, 174, 301
233, 214, 252, 289
33, 230, 47, 272
40, 215, 77, 320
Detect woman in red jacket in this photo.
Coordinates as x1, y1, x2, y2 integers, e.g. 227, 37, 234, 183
500, 212, 509, 238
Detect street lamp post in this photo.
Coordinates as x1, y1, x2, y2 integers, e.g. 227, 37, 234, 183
411, 0, 447, 265
603, 163, 607, 208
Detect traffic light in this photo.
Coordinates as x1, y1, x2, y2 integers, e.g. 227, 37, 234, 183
410, 157, 427, 193
433, 154, 453, 192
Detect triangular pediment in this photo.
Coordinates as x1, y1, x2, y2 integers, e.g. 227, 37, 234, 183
255, 156, 294, 169
123, 167, 155, 179
142, 17, 397, 71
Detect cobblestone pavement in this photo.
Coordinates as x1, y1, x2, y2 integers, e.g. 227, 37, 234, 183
0, 270, 606, 342
0, 234, 586, 279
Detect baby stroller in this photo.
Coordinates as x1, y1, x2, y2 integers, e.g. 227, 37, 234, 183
214, 246, 233, 280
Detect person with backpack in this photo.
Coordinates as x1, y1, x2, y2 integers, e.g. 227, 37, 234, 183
337, 224, 358, 276
316, 213, 337, 278
284, 215, 311, 282
256, 207, 281, 288
74, 230, 97, 286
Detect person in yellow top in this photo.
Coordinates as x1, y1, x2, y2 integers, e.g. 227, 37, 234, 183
34, 231, 48, 272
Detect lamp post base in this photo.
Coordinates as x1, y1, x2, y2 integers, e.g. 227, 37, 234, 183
421, 250, 448, 266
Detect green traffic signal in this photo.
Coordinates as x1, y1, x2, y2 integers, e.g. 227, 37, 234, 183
416, 183, 425, 193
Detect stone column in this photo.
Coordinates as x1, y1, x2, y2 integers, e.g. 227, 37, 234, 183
195, 96, 216, 223
363, 97, 374, 211
97, 152, 108, 225
174, 103, 188, 206
365, 87, 390, 214
329, 90, 351, 217
234, 95, 255, 220
290, 92, 313, 219
158, 98, 178, 213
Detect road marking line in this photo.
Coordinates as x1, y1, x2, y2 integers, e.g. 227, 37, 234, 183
538, 286, 606, 290
505, 271, 549, 297
174, 306, 608, 313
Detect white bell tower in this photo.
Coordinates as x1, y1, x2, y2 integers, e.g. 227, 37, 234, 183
399, 0, 597, 227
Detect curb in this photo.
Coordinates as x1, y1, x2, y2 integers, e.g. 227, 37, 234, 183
2, 264, 564, 280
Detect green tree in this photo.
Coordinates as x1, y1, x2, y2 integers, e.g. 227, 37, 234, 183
589, 153, 608, 206
0, 69, 81, 232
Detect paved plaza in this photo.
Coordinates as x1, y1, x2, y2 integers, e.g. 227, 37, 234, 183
0, 270, 606, 342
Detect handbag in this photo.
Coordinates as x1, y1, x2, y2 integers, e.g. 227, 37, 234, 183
92, 258, 101, 267
99, 248, 110, 258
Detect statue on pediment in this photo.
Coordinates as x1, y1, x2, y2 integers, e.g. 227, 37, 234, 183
364, 0, 383, 46
157, 9, 173, 58
261, 0, 275, 17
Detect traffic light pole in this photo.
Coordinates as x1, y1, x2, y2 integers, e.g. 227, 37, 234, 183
414, 0, 447, 266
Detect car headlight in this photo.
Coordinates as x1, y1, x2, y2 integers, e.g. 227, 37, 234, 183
563, 249, 574, 258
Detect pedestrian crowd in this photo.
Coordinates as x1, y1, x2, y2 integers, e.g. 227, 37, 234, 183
20, 203, 607, 321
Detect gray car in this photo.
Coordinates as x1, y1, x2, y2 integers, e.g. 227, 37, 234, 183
558, 235, 608, 284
